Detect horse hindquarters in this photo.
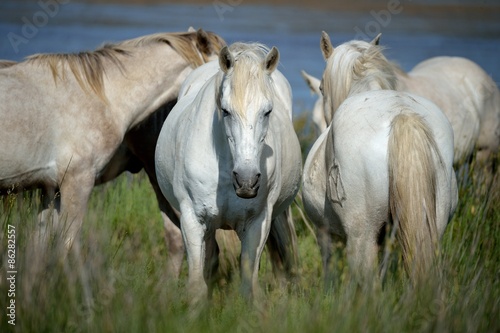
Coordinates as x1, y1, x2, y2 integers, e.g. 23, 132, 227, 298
388, 113, 441, 283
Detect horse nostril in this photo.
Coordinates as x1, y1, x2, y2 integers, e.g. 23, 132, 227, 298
252, 173, 261, 188
233, 171, 241, 187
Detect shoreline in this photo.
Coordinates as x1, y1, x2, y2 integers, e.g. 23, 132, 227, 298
76, 0, 500, 18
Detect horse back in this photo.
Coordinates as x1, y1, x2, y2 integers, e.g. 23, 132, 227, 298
331, 91, 454, 226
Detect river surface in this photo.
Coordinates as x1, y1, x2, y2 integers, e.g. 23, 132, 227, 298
1, 0, 499, 114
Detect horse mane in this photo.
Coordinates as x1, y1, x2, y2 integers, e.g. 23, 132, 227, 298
26, 31, 225, 102
27, 45, 127, 102
325, 40, 399, 113
118, 31, 225, 67
0, 60, 17, 68
216, 42, 275, 118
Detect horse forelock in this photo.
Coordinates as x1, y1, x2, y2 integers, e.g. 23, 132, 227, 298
216, 43, 275, 119
325, 40, 398, 112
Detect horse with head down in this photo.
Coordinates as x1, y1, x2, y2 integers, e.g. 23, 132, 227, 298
0, 29, 225, 251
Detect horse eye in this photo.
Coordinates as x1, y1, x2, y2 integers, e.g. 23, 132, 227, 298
221, 108, 230, 117
264, 109, 273, 117
319, 80, 324, 95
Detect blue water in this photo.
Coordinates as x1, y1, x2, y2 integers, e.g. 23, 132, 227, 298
1, 1, 499, 114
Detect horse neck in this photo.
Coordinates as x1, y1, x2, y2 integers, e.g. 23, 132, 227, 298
392, 65, 411, 91
344, 61, 399, 102
105, 44, 194, 132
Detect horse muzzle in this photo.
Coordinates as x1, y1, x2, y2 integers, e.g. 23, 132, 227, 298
232, 171, 261, 199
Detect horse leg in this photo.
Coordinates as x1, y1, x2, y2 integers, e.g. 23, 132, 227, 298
214, 230, 240, 287
239, 212, 271, 302
35, 186, 59, 247
58, 173, 96, 310
162, 211, 184, 279
179, 203, 208, 305
266, 207, 300, 287
316, 225, 335, 291
156, 189, 183, 280
346, 231, 379, 290
203, 229, 219, 299
144, 165, 185, 280
58, 172, 94, 249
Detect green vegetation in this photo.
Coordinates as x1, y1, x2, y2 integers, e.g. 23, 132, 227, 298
0, 123, 498, 333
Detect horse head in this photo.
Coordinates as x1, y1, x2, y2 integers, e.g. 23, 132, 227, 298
189, 27, 227, 63
320, 31, 397, 120
216, 43, 280, 198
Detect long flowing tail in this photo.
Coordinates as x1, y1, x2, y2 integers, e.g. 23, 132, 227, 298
388, 112, 441, 283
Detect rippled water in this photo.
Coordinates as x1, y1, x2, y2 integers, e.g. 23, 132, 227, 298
1, 1, 499, 113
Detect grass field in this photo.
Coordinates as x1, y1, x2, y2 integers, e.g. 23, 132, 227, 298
0, 118, 499, 333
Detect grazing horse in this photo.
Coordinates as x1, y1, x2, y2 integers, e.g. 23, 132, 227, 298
0, 28, 225, 249
302, 35, 500, 167
302, 32, 458, 287
155, 43, 302, 303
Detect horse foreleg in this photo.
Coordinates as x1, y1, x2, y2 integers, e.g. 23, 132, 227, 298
58, 173, 94, 249
179, 203, 208, 305
239, 213, 271, 302
147, 169, 185, 281
46, 173, 95, 310
203, 229, 219, 300
35, 186, 59, 247
162, 211, 184, 279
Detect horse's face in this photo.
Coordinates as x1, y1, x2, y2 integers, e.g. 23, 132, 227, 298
217, 45, 279, 199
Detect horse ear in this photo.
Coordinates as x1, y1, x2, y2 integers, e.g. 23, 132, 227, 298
301, 70, 321, 95
196, 28, 211, 55
371, 33, 382, 45
320, 31, 334, 60
219, 46, 234, 73
264, 46, 280, 73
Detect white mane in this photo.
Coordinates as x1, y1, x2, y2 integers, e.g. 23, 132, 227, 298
324, 40, 398, 113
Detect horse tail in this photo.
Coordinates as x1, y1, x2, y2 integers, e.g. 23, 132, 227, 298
388, 112, 441, 283
267, 206, 300, 285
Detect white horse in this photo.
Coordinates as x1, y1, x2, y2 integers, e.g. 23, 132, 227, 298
302, 35, 500, 167
155, 43, 302, 303
302, 31, 458, 286
0, 28, 225, 249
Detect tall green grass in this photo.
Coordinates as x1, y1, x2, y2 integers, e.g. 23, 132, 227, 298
0, 139, 499, 332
